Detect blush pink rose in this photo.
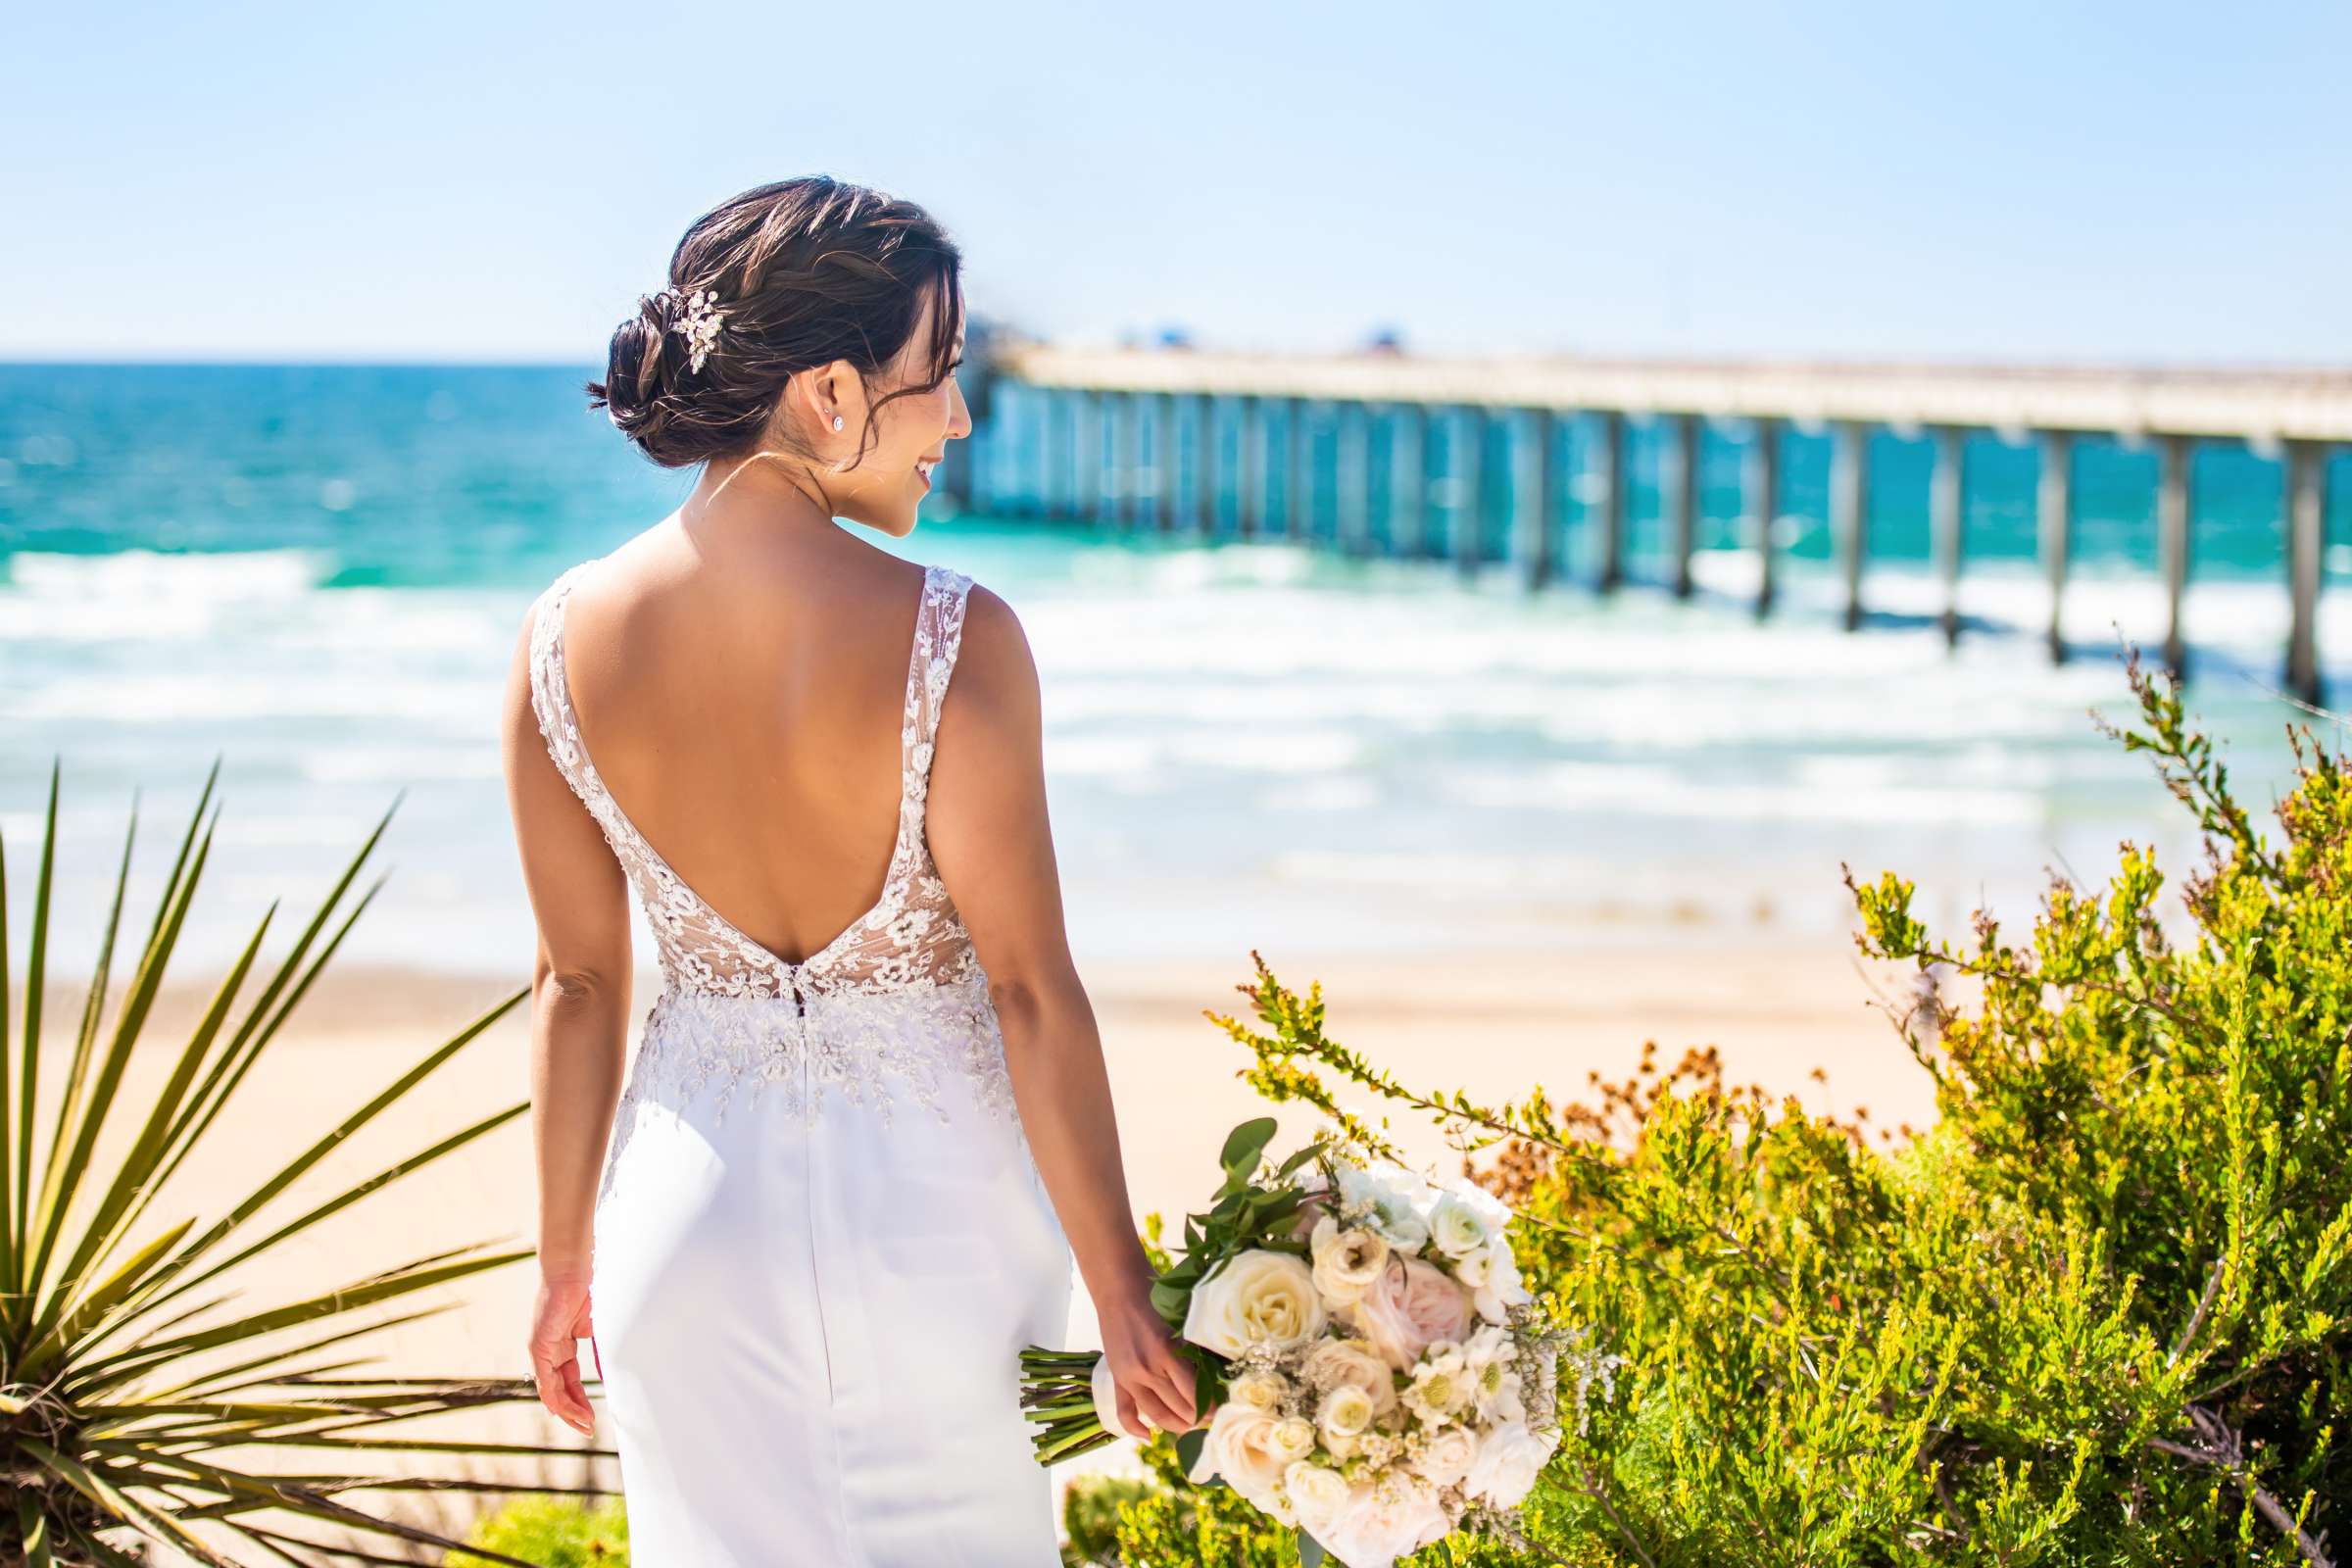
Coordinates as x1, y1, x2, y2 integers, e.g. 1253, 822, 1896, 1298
1343, 1254, 1474, 1373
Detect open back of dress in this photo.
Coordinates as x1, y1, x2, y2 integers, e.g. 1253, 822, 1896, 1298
526, 555, 1073, 1567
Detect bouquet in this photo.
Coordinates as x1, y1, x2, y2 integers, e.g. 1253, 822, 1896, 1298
1018, 1118, 1610, 1568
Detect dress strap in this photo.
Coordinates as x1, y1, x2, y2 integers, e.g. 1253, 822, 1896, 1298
524, 560, 605, 811
901, 563, 976, 808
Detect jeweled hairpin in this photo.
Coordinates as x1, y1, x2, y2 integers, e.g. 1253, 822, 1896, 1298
662, 284, 726, 373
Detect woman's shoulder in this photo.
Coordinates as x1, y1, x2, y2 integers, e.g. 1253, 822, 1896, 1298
936, 571, 1034, 704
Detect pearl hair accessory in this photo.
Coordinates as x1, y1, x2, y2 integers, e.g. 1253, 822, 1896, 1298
660, 284, 726, 373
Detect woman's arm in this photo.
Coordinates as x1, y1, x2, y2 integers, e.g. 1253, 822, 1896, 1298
499, 603, 633, 1437
926, 585, 1199, 1442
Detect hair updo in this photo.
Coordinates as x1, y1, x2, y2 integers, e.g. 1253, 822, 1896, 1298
586, 175, 963, 470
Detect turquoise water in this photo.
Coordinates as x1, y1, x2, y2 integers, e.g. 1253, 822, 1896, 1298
3, 364, 2346, 981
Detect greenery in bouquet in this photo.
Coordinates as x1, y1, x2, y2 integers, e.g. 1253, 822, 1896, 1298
1022, 1116, 1611, 1568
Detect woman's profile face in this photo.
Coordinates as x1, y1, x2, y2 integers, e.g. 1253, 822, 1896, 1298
826, 281, 970, 540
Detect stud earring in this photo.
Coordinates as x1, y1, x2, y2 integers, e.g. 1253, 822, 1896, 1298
830, 414, 844, 431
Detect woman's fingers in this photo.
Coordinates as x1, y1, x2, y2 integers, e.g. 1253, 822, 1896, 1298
1154, 1348, 1200, 1426
529, 1324, 595, 1434
1113, 1379, 1151, 1442
532, 1347, 591, 1432
1129, 1367, 1190, 1436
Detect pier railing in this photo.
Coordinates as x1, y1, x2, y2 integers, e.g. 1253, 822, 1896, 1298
958, 344, 2350, 707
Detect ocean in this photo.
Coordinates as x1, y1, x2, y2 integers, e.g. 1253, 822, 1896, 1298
4, 363, 2347, 983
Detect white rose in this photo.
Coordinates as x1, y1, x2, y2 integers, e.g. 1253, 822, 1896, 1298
1187, 1400, 1295, 1501
1309, 1214, 1392, 1306
1181, 1249, 1327, 1358
1436, 1174, 1513, 1231
1319, 1468, 1452, 1568
1462, 1419, 1559, 1510
1426, 1192, 1494, 1260
1300, 1336, 1399, 1416
1453, 1245, 1494, 1288
1317, 1382, 1376, 1442
1470, 1237, 1533, 1325
1411, 1424, 1478, 1488
1282, 1459, 1352, 1536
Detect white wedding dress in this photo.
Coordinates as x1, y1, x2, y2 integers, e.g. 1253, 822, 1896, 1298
524, 557, 1076, 1566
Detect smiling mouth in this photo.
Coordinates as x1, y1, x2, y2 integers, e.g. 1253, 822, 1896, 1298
915, 456, 941, 485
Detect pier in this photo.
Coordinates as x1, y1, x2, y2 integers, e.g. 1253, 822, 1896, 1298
953, 345, 2352, 707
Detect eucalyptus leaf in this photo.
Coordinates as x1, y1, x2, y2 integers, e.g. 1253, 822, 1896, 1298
1219, 1116, 1278, 1178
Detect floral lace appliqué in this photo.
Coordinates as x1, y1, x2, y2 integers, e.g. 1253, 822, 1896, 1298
527, 558, 1016, 1160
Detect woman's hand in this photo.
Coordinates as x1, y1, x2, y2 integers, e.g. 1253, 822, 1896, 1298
529, 1272, 598, 1436
1096, 1287, 1205, 1441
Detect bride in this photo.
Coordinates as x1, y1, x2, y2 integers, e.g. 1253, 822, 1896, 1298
499, 174, 1199, 1563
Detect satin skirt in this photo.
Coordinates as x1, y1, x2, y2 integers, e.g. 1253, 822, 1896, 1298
588, 985, 1075, 1566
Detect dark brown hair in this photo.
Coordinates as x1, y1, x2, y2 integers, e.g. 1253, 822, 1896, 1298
586, 175, 963, 470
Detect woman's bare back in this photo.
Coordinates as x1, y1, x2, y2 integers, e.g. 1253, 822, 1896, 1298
553, 522, 934, 967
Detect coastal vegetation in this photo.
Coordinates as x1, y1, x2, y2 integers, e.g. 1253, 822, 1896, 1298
1074, 649, 2350, 1566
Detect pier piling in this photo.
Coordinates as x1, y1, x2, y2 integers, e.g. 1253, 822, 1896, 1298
2038, 430, 2074, 665
1754, 418, 1782, 619
2286, 441, 2328, 708
1831, 421, 1867, 632
2158, 432, 2192, 681
1672, 414, 1699, 600
1931, 425, 1964, 647
987, 347, 2347, 698
1598, 411, 1629, 595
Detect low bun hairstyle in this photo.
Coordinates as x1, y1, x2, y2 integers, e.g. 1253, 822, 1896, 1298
586, 175, 964, 471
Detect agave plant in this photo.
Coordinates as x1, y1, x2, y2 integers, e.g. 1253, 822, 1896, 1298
1, 760, 612, 1566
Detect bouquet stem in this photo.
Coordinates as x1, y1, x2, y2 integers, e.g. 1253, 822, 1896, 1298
1017, 1345, 1123, 1464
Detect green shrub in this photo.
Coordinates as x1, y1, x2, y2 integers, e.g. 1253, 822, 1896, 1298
446, 1494, 629, 1566
1121, 650, 2348, 1567
1061, 1471, 1161, 1566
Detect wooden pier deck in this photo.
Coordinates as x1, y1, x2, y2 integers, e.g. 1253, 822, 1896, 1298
961, 344, 2350, 706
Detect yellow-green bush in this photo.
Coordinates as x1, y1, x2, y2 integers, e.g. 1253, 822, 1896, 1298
1087, 650, 2348, 1566
445, 1494, 629, 1566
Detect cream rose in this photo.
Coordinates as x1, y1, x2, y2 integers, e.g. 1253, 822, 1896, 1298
1345, 1254, 1475, 1373
1186, 1400, 1294, 1502
1300, 1336, 1399, 1416
1463, 1419, 1559, 1509
1227, 1369, 1289, 1412
1181, 1249, 1327, 1358
1320, 1468, 1453, 1567
1282, 1458, 1351, 1537
1316, 1382, 1376, 1443
1309, 1214, 1392, 1307
1268, 1415, 1317, 1465
1411, 1424, 1478, 1488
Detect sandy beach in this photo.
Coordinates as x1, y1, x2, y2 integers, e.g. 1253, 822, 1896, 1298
63, 923, 1951, 1560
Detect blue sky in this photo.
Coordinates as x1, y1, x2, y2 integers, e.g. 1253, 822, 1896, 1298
6, 0, 2347, 365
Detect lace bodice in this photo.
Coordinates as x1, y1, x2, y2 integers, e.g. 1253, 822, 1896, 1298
525, 557, 1020, 1145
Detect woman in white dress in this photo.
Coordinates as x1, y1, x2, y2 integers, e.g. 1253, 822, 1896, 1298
499, 175, 1200, 1564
